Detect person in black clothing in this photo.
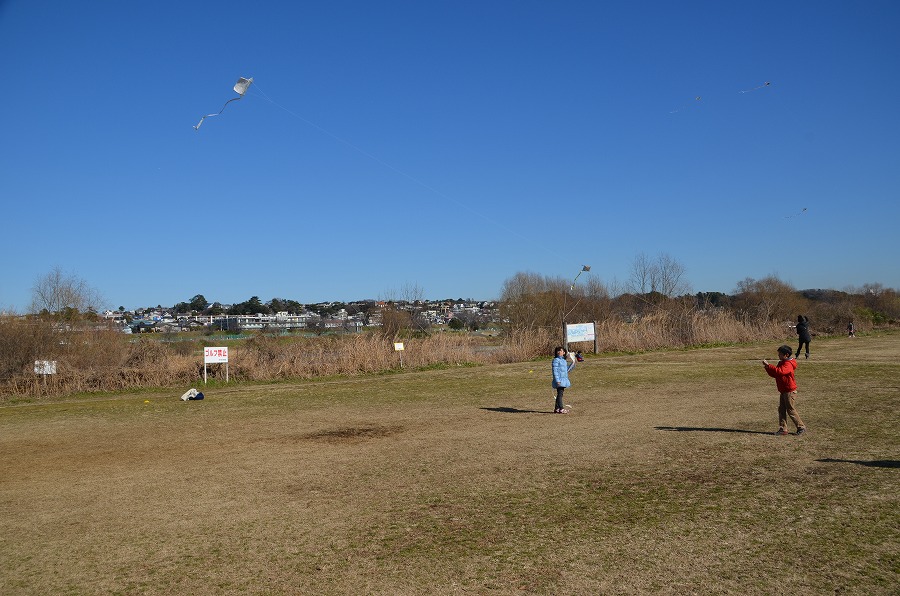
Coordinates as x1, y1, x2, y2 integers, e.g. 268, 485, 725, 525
795, 315, 811, 359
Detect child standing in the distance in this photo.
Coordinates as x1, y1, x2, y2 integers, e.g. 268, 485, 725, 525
551, 346, 576, 414
762, 345, 807, 436
847, 320, 856, 337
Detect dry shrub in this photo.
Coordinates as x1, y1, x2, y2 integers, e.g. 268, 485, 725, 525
0, 329, 202, 399
0, 317, 58, 382
336, 334, 395, 373
116, 338, 198, 389
0, 308, 795, 400
232, 333, 485, 381
597, 309, 783, 352
399, 333, 484, 368
495, 327, 555, 363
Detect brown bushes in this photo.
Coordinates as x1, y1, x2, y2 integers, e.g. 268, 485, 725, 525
231, 333, 488, 381
596, 309, 783, 352
0, 307, 819, 400
0, 318, 58, 382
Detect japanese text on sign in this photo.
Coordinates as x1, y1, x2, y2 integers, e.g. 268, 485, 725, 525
204, 347, 229, 363
565, 323, 596, 343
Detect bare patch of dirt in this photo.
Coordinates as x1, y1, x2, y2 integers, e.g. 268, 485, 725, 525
304, 424, 405, 443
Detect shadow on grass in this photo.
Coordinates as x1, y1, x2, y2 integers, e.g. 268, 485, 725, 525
655, 426, 773, 436
817, 458, 900, 469
481, 406, 550, 414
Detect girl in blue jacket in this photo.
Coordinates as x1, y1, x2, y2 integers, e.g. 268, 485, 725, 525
551, 346, 576, 414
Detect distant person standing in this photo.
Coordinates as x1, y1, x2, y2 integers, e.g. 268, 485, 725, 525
795, 315, 811, 359
551, 346, 575, 414
847, 320, 856, 337
762, 345, 807, 436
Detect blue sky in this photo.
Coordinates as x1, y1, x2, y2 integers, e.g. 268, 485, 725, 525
2, 1, 898, 312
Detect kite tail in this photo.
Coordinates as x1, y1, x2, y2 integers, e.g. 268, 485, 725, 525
194, 97, 243, 131
571, 271, 583, 290
218, 96, 242, 114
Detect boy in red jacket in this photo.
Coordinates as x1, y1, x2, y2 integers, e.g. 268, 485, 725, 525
762, 345, 807, 436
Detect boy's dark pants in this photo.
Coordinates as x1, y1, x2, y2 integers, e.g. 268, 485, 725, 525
779, 391, 805, 431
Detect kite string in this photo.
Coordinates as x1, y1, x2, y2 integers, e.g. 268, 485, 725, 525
784, 207, 808, 219
739, 81, 772, 94
248, 83, 531, 242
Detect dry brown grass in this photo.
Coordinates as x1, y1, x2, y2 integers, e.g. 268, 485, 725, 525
596, 309, 783, 352
1, 332, 897, 594
0, 309, 815, 400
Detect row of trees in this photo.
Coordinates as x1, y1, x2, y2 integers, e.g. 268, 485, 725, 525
500, 264, 899, 335
23, 261, 900, 336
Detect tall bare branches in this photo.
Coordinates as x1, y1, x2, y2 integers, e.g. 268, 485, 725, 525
30, 267, 103, 321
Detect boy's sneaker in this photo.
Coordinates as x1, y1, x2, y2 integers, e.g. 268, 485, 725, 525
774, 429, 789, 436
556, 408, 569, 414
796, 427, 807, 435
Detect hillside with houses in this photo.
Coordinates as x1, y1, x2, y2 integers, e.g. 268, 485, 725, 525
102, 299, 501, 334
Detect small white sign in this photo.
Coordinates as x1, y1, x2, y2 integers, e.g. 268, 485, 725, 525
566, 322, 596, 343
34, 360, 57, 375
393, 342, 405, 351
204, 347, 229, 363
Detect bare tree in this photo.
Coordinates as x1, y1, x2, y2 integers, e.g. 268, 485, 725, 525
401, 282, 430, 333
655, 253, 690, 298
30, 267, 104, 321
499, 271, 571, 330
628, 253, 654, 294
627, 253, 690, 298
580, 277, 613, 322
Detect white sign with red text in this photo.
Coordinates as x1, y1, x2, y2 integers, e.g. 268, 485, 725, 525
203, 347, 229, 384
204, 347, 229, 363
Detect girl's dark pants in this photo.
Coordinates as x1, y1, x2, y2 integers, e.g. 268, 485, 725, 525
797, 339, 810, 358
555, 387, 565, 411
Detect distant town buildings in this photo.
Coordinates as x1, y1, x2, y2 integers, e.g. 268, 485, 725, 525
102, 299, 500, 334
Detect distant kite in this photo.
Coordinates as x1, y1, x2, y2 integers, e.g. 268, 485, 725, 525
784, 207, 808, 219
194, 77, 254, 130
670, 96, 701, 114
739, 81, 771, 94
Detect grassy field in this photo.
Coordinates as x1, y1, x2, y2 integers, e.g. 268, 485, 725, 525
1, 333, 897, 594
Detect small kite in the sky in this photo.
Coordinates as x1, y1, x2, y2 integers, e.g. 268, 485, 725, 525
194, 77, 254, 130
570, 265, 591, 290
670, 96, 701, 114
784, 207, 808, 219
739, 81, 771, 94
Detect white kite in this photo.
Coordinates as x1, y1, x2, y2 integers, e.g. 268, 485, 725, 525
194, 77, 254, 130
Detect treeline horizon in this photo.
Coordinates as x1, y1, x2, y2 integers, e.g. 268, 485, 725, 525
3, 270, 899, 399
13, 264, 900, 322
95, 283, 900, 320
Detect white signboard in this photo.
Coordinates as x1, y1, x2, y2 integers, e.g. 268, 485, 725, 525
393, 342, 405, 351
203, 347, 229, 384
204, 347, 229, 363
566, 322, 596, 343
34, 360, 57, 375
